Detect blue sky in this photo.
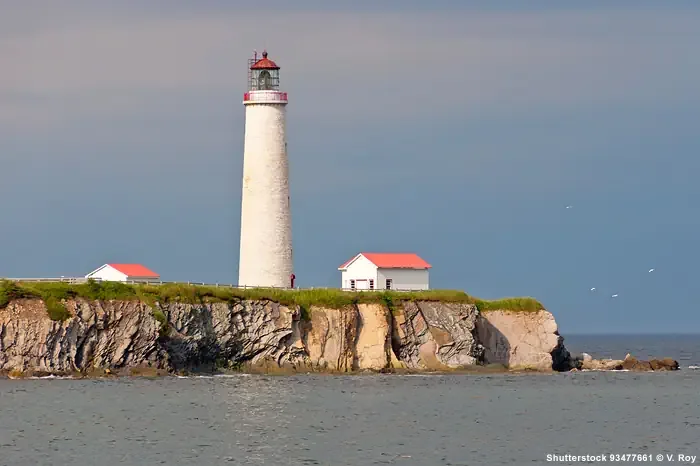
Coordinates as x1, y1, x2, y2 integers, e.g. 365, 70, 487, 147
2, 1, 699, 334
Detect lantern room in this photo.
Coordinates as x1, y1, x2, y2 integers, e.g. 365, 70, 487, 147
248, 50, 280, 91
243, 50, 287, 104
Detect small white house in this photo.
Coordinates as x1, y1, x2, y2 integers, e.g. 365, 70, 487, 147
337, 252, 431, 291
85, 263, 161, 283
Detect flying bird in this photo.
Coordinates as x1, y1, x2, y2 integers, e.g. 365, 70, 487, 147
590, 287, 596, 291
566, 205, 573, 209
611, 294, 619, 298
648, 268, 655, 273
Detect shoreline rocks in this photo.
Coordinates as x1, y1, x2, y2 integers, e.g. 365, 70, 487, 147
574, 352, 680, 372
0, 298, 681, 376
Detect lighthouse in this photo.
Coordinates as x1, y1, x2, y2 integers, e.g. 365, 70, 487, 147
238, 50, 294, 288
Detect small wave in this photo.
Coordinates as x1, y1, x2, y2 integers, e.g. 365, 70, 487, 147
26, 375, 75, 380
579, 369, 630, 372
175, 374, 252, 379
687, 365, 699, 370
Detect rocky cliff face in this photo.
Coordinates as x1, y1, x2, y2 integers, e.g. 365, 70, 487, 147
392, 301, 483, 370
0, 298, 573, 375
476, 310, 574, 371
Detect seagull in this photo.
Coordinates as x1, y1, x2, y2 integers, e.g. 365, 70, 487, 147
590, 287, 596, 291
648, 268, 655, 273
611, 294, 618, 298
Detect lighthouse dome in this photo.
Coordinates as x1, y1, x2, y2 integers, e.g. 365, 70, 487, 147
250, 51, 280, 70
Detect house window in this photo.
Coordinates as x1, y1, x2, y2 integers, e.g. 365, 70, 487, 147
369, 279, 374, 290
350, 279, 356, 290
385, 279, 392, 290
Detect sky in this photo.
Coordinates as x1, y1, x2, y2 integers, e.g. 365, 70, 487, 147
2, 1, 699, 334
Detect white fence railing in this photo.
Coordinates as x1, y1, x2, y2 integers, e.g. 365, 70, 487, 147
1, 277, 425, 292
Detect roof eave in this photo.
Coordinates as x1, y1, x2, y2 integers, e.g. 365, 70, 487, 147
377, 266, 432, 270
85, 263, 110, 278
338, 253, 364, 270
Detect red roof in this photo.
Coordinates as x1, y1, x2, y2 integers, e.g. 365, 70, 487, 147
338, 253, 431, 270
250, 51, 279, 70
108, 263, 160, 278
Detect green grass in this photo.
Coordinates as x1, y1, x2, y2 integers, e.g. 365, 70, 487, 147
475, 297, 544, 313
0, 280, 40, 307
0, 280, 71, 321
0, 280, 544, 314
45, 297, 71, 321
152, 309, 170, 338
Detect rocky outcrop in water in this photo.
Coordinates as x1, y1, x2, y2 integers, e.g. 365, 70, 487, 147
0, 297, 582, 375
578, 353, 680, 372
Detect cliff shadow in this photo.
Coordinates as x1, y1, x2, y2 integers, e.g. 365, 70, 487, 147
475, 315, 511, 368
350, 305, 362, 372
551, 333, 578, 371
162, 307, 238, 374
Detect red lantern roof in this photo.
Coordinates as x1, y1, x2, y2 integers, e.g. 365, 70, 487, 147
250, 51, 280, 70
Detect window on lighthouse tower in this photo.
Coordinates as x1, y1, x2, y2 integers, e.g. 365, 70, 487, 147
258, 70, 272, 90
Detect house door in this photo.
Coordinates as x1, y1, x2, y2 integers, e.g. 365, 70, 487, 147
355, 279, 369, 290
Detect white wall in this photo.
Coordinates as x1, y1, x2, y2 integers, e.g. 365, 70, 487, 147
238, 97, 293, 288
86, 266, 127, 282
340, 255, 378, 290
376, 268, 429, 291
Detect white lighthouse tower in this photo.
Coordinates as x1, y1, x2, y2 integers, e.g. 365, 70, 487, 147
238, 50, 294, 288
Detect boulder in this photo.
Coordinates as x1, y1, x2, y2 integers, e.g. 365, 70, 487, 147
580, 353, 680, 372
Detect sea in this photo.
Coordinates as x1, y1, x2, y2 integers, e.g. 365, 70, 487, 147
1, 334, 699, 466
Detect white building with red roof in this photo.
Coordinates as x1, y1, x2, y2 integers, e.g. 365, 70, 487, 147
337, 253, 431, 291
85, 263, 161, 283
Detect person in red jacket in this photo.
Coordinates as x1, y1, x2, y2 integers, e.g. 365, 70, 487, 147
290, 273, 296, 289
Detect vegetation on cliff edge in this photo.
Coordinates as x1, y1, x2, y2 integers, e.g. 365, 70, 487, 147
0, 279, 544, 315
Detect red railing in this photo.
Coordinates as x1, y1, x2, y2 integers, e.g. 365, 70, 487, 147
243, 91, 288, 103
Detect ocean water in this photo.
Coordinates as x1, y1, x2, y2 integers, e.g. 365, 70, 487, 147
1, 335, 699, 466
564, 334, 700, 367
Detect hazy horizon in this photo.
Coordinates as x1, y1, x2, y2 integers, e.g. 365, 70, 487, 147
2, 1, 699, 334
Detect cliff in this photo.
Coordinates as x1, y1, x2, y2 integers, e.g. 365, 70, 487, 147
0, 282, 575, 375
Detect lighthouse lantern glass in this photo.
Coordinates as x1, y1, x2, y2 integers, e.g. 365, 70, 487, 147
249, 68, 280, 91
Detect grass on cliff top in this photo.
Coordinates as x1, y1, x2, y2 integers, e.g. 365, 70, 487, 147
0, 279, 544, 313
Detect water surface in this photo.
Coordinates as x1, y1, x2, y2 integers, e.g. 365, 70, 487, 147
2, 370, 699, 465
2, 334, 699, 465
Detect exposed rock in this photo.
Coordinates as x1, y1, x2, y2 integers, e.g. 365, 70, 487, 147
621, 354, 651, 371
551, 335, 580, 371
354, 304, 393, 371
621, 354, 679, 372
0, 299, 164, 373
0, 299, 305, 374
580, 354, 679, 372
477, 310, 565, 371
1, 297, 583, 375
164, 300, 303, 371
301, 306, 358, 372
650, 358, 680, 371
581, 358, 624, 371
392, 301, 482, 370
